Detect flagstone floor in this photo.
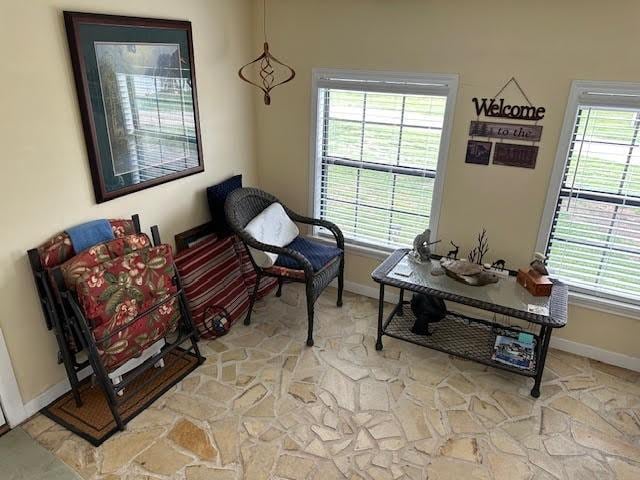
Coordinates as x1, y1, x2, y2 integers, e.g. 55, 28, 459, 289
22, 285, 640, 479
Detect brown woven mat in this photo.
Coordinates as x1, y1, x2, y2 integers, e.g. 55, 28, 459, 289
41, 349, 199, 446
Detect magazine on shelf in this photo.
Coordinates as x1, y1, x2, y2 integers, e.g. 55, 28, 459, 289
491, 335, 535, 370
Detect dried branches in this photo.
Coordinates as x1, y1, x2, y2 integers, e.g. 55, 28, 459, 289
467, 229, 489, 265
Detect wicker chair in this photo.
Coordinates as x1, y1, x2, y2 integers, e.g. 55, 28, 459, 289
225, 188, 344, 346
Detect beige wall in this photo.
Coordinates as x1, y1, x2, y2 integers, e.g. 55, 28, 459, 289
1, 0, 638, 406
0, 0, 257, 403
254, 0, 640, 358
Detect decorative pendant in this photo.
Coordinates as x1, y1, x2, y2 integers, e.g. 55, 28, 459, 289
238, 0, 295, 105
238, 42, 295, 105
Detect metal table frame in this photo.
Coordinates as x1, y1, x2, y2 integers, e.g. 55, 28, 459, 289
372, 249, 568, 398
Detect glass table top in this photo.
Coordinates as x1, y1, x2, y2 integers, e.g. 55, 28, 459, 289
388, 254, 551, 317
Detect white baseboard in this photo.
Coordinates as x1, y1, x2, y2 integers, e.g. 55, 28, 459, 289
21, 347, 171, 422
549, 336, 640, 372
338, 279, 401, 304
22, 366, 92, 421
0, 329, 27, 428
334, 279, 640, 373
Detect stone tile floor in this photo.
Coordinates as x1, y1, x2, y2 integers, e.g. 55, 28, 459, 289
22, 285, 640, 479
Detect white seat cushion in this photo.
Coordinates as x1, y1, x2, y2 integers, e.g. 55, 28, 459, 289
244, 203, 299, 268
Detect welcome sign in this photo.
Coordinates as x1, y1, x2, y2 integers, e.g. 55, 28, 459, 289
472, 98, 546, 121
465, 77, 544, 168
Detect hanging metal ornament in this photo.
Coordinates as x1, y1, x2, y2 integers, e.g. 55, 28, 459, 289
238, 0, 295, 105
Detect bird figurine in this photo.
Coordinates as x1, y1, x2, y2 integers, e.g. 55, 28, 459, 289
530, 252, 549, 276
410, 229, 440, 263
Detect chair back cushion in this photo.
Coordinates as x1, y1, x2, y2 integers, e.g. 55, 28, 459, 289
60, 233, 151, 290
60, 244, 111, 291
37, 219, 137, 268
75, 244, 179, 372
244, 203, 299, 267
175, 236, 250, 338
104, 232, 152, 258
76, 244, 176, 328
206, 175, 242, 236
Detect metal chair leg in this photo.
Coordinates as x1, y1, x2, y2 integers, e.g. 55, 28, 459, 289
54, 321, 84, 407
337, 256, 344, 307
190, 334, 205, 364
306, 306, 315, 347
106, 396, 126, 431
91, 363, 126, 430
531, 326, 552, 398
245, 273, 262, 326
177, 291, 205, 364
376, 284, 385, 351
59, 348, 83, 407
306, 285, 315, 347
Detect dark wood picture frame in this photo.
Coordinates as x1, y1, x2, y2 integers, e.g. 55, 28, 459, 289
64, 12, 204, 203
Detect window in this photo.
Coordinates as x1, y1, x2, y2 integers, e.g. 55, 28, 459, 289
310, 69, 458, 251
538, 81, 640, 306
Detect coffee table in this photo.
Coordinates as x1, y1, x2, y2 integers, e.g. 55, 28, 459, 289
371, 249, 568, 398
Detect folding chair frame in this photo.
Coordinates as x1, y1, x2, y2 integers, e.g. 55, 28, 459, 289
28, 216, 204, 431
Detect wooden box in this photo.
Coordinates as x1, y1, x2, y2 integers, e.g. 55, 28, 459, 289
517, 268, 552, 297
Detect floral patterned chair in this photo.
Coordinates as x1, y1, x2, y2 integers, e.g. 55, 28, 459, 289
28, 216, 203, 430
28, 217, 142, 407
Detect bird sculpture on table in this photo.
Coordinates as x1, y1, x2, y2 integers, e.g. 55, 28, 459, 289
530, 252, 549, 276
410, 229, 441, 263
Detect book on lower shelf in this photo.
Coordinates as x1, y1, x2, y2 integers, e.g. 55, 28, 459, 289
491, 334, 535, 371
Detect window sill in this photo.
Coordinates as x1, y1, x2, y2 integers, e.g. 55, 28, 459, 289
568, 290, 640, 321
309, 234, 394, 261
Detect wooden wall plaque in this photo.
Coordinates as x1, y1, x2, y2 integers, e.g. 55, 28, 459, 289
493, 143, 538, 169
469, 121, 542, 142
465, 140, 492, 165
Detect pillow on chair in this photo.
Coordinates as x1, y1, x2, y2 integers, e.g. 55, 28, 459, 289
244, 203, 299, 267
207, 175, 242, 236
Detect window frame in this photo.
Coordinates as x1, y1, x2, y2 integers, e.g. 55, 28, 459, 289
308, 68, 458, 255
536, 79, 640, 317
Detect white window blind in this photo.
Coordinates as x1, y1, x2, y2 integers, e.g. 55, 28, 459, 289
311, 71, 456, 250
545, 92, 640, 304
